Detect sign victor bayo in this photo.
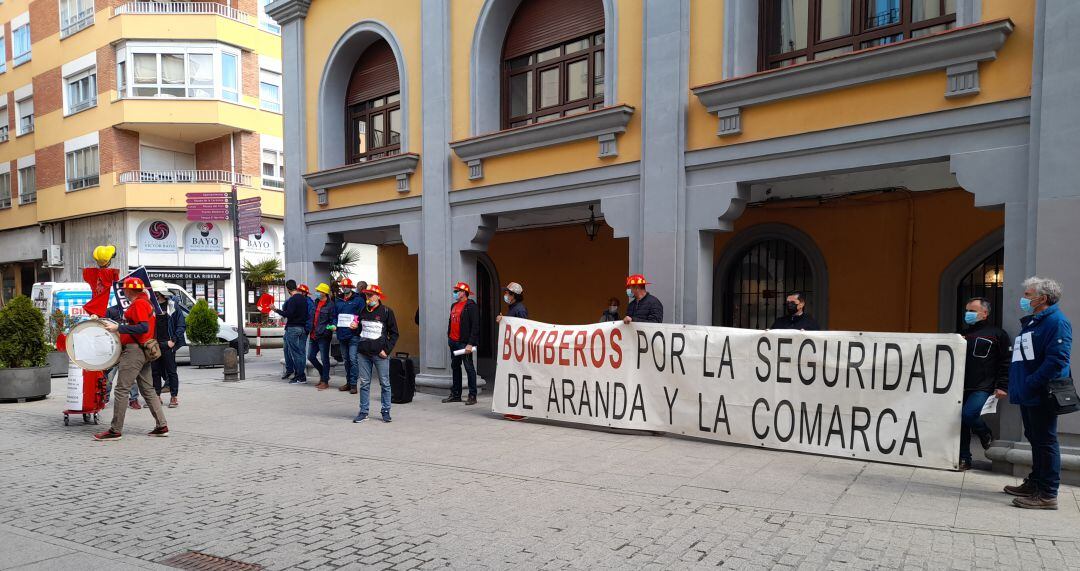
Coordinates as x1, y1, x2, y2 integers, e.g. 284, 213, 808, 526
494, 319, 966, 470
185, 222, 224, 255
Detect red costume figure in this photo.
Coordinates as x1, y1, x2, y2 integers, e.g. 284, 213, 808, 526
82, 245, 120, 319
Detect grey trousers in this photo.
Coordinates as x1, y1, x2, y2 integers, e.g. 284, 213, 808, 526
110, 344, 167, 433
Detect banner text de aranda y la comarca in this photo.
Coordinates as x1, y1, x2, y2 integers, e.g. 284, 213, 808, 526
493, 318, 966, 470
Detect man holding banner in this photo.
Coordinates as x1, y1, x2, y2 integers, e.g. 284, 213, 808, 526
957, 297, 1010, 471
624, 275, 663, 324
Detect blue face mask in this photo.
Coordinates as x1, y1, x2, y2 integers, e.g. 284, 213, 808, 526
1020, 297, 1034, 314
963, 311, 979, 325
366, 297, 378, 307
626, 288, 633, 299
452, 291, 460, 302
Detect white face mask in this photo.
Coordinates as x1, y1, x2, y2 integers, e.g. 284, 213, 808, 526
609, 305, 618, 313
503, 294, 513, 304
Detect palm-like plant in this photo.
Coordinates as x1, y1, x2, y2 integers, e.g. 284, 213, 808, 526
329, 246, 362, 282
242, 258, 285, 294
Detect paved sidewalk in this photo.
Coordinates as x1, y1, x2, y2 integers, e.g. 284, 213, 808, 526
1, 350, 1078, 570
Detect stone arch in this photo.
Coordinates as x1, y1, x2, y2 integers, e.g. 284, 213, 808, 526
317, 20, 409, 169
938, 227, 1005, 332
469, 0, 618, 136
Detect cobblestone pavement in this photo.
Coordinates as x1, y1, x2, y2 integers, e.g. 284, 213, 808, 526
2, 352, 1079, 570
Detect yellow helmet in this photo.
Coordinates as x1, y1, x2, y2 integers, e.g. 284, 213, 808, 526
316, 283, 332, 295
92, 245, 116, 267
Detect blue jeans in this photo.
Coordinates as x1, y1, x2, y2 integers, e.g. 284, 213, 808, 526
357, 353, 391, 416
341, 337, 361, 387
1021, 402, 1060, 498
283, 327, 307, 381
959, 390, 992, 462
307, 336, 332, 382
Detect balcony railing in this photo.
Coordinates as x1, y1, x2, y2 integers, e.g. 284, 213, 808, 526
60, 7, 95, 39
261, 177, 284, 190
18, 191, 36, 205
68, 175, 99, 191
69, 97, 97, 114
113, 2, 254, 25
119, 170, 252, 186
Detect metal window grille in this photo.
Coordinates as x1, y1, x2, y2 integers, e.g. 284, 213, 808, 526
722, 238, 815, 329
956, 247, 1005, 329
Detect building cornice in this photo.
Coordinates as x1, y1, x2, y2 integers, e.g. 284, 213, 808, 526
303, 153, 420, 205
266, 0, 311, 25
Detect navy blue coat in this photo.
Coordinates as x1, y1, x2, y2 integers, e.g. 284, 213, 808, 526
1009, 303, 1073, 406
335, 293, 365, 342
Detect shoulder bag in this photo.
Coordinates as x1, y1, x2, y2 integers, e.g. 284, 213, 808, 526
1046, 377, 1080, 415
142, 338, 162, 362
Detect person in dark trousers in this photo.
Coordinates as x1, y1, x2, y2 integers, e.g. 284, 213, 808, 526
150, 282, 186, 408
1006, 277, 1072, 510
335, 279, 366, 393
601, 297, 621, 322
309, 283, 339, 391
769, 292, 821, 331
495, 282, 528, 323
274, 280, 310, 384
442, 282, 480, 405
624, 274, 663, 324
957, 297, 1010, 471
352, 285, 399, 423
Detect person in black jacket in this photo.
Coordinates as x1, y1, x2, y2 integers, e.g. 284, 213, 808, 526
495, 281, 528, 323
308, 283, 339, 391
957, 296, 1011, 471
273, 280, 309, 384
442, 281, 480, 405
624, 274, 664, 324
150, 282, 187, 408
769, 292, 821, 331
351, 285, 399, 423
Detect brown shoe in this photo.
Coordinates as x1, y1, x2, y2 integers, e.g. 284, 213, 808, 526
339, 384, 351, 392
1012, 494, 1058, 510
1003, 480, 1038, 497
316, 382, 329, 391
465, 396, 477, 405
958, 459, 971, 471
168, 397, 178, 408
350, 387, 358, 395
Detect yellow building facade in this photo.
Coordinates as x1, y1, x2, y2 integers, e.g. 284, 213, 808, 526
0, 0, 285, 324
272, 0, 1080, 476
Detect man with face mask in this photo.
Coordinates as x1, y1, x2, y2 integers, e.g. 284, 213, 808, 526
623, 274, 663, 324
309, 283, 339, 391
335, 278, 366, 393
352, 284, 399, 423
443, 282, 480, 405
769, 292, 820, 331
495, 282, 528, 323
1006, 277, 1072, 510
957, 297, 1011, 471
601, 297, 621, 322
149, 281, 186, 408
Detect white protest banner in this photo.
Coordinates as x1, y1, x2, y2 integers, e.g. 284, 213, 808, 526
493, 318, 966, 470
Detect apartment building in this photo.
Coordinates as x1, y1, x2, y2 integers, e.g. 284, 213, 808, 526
0, 0, 285, 324
270, 0, 1080, 479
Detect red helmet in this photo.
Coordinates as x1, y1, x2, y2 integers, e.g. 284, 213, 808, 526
362, 284, 386, 299
122, 277, 145, 291
339, 278, 355, 288
453, 282, 471, 295
626, 274, 650, 287
296, 284, 310, 295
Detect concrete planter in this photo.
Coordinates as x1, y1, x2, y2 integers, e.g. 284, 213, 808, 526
48, 351, 69, 377
0, 366, 52, 401
189, 344, 227, 368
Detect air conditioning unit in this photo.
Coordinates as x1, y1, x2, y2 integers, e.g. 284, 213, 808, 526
41, 245, 63, 267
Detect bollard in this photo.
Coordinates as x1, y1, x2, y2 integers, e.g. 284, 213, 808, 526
223, 348, 239, 382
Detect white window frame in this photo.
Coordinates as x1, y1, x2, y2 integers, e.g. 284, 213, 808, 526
15, 97, 33, 136
64, 67, 98, 116
59, 0, 95, 39
17, 165, 35, 205
259, 0, 281, 35
261, 148, 284, 189
117, 42, 242, 103
259, 69, 281, 112
0, 34, 6, 74
12, 23, 30, 66
65, 144, 100, 192
0, 172, 10, 209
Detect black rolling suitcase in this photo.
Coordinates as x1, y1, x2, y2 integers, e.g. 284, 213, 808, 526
390, 352, 416, 404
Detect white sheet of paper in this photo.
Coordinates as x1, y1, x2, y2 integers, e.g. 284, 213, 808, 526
1021, 332, 1035, 359
66, 364, 83, 410
980, 394, 999, 416
337, 314, 357, 328
360, 320, 383, 340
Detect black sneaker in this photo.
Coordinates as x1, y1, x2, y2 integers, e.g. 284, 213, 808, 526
441, 396, 462, 403
281, 371, 294, 380
352, 413, 368, 423
148, 426, 170, 437
381, 412, 392, 423
289, 378, 308, 385
978, 430, 993, 450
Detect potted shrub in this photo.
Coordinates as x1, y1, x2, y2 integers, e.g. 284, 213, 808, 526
46, 309, 73, 377
186, 299, 226, 367
0, 296, 52, 401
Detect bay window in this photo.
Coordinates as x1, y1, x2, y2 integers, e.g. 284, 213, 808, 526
761, 0, 957, 70
116, 43, 242, 102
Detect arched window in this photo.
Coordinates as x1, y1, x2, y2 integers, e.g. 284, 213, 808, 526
501, 0, 605, 129
956, 247, 1004, 328
721, 237, 817, 329
346, 39, 401, 164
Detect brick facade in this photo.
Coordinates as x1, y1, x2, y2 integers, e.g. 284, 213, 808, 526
195, 135, 231, 172
32, 68, 62, 117
35, 144, 64, 190
97, 46, 115, 94
3, 24, 10, 66
8, 160, 17, 201
6, 96, 13, 133
236, 131, 259, 177
30, 0, 59, 43
99, 127, 140, 175
242, 51, 258, 99
236, 0, 258, 16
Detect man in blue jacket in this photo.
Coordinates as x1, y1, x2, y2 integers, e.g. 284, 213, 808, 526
335, 278, 367, 394
1005, 277, 1072, 510
274, 280, 310, 384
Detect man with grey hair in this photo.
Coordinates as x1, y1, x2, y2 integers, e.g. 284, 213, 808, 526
957, 297, 1011, 471
1005, 276, 1072, 509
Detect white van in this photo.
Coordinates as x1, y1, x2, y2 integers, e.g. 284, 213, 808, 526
30, 281, 240, 362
